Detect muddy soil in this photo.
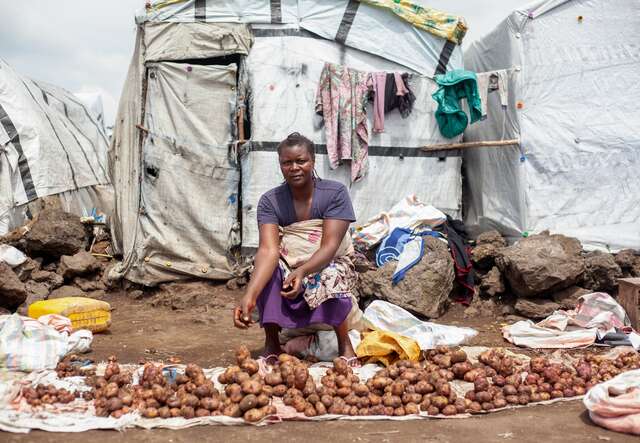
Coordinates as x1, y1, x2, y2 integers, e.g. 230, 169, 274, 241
4, 287, 636, 443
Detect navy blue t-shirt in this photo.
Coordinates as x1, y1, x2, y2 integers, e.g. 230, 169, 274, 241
257, 179, 356, 226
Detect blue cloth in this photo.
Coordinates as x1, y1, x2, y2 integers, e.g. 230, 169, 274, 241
376, 227, 445, 284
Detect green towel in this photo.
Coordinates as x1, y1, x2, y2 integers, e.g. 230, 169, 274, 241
432, 69, 482, 139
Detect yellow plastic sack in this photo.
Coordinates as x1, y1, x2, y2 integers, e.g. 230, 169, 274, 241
28, 297, 111, 333
356, 329, 421, 366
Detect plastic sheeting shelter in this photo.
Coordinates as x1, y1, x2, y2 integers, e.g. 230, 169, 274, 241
110, 0, 467, 285
463, 0, 640, 251
0, 58, 112, 235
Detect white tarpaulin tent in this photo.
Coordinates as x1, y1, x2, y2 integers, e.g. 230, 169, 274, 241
463, 0, 640, 251
110, 0, 467, 285
0, 58, 112, 235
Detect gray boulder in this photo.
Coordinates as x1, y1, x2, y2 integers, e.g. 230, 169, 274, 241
58, 251, 99, 280
515, 298, 560, 319
25, 209, 86, 258
357, 237, 454, 318
496, 232, 585, 298
582, 251, 622, 293
0, 262, 27, 309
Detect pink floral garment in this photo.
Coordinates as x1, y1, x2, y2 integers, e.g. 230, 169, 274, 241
315, 62, 369, 182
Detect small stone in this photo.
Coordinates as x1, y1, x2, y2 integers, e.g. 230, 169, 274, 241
74, 276, 99, 292
31, 270, 64, 289
13, 257, 41, 281
477, 230, 507, 247
463, 306, 479, 319
225, 278, 239, 291
48, 285, 88, 299
58, 251, 99, 280
479, 267, 505, 296
87, 290, 106, 299
501, 304, 516, 316
42, 262, 58, 272
515, 298, 560, 319
505, 314, 527, 323
130, 290, 144, 300
0, 262, 27, 309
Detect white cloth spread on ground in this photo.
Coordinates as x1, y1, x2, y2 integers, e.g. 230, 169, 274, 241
0, 314, 92, 372
283, 300, 478, 360
584, 369, 640, 436
503, 293, 630, 349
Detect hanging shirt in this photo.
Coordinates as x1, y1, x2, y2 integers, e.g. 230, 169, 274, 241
315, 63, 369, 182
432, 69, 482, 138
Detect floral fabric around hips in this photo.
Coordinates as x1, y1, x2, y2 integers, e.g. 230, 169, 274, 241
279, 219, 357, 310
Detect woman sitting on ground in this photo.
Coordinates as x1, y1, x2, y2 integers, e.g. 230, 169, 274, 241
233, 132, 359, 365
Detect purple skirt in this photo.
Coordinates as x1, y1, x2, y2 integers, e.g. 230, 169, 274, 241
256, 267, 352, 329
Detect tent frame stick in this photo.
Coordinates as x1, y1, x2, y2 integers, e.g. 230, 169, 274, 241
422, 139, 520, 152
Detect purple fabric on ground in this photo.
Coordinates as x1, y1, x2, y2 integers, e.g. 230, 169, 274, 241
256, 267, 352, 329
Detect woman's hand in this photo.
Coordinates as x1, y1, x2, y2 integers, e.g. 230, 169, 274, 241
281, 268, 305, 299
233, 294, 256, 329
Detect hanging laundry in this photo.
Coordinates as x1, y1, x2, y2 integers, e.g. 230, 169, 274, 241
432, 69, 482, 138
476, 69, 510, 119
315, 62, 369, 182
368, 72, 416, 133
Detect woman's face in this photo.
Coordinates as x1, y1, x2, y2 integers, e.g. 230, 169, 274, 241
279, 145, 315, 188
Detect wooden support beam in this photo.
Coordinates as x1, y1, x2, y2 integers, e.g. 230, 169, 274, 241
422, 138, 520, 152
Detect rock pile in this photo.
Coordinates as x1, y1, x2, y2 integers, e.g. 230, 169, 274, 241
0, 209, 114, 314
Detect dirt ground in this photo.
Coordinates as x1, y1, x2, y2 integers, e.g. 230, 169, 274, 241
4, 287, 637, 443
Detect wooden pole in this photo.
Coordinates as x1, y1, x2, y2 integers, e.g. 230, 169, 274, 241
422, 138, 520, 152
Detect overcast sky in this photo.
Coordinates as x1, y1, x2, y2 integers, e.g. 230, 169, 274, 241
0, 1, 528, 126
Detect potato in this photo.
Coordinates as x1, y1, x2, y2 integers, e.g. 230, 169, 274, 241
146, 398, 161, 409
241, 380, 263, 396
427, 405, 440, 416
233, 372, 251, 385
107, 397, 123, 412
333, 357, 349, 376
319, 394, 333, 408
437, 382, 451, 397
439, 404, 456, 416
475, 391, 492, 403
143, 407, 158, 418
181, 394, 200, 408
345, 393, 359, 406
243, 407, 266, 423
493, 397, 507, 409
419, 397, 431, 411
450, 349, 468, 364
293, 367, 309, 390
430, 396, 449, 409
200, 397, 220, 411
352, 383, 369, 397
465, 390, 476, 401
393, 406, 406, 416
292, 397, 307, 413
402, 393, 422, 405
454, 398, 467, 414
222, 404, 241, 418
383, 395, 402, 408
468, 401, 482, 413
238, 394, 258, 412
404, 402, 420, 415
304, 405, 317, 417
371, 377, 392, 390
400, 370, 419, 384
315, 402, 327, 415
235, 345, 251, 364
264, 372, 283, 387
389, 382, 405, 396
336, 387, 351, 398
302, 381, 317, 398
272, 384, 287, 397
518, 394, 530, 405
481, 402, 495, 411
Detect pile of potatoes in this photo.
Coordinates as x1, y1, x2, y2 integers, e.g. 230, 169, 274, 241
574, 351, 640, 386
55, 354, 95, 378
22, 384, 79, 407
88, 357, 134, 417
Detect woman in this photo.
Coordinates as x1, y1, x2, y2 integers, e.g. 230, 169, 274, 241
233, 132, 359, 365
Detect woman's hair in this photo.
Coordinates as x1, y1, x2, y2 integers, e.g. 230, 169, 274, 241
277, 132, 315, 160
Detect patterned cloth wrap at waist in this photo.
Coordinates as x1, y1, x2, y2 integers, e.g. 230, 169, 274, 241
279, 219, 357, 310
